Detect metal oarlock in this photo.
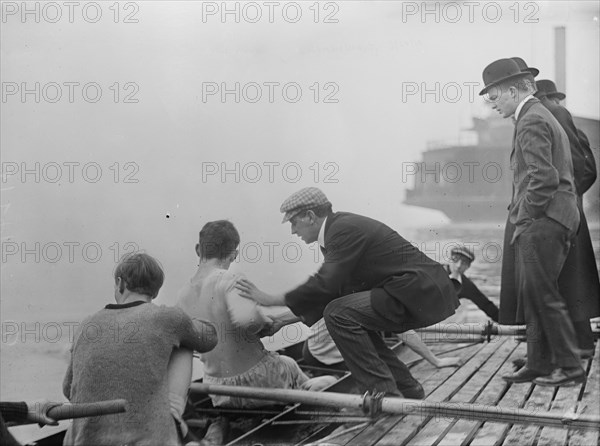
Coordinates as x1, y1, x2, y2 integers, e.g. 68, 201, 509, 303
361, 391, 386, 418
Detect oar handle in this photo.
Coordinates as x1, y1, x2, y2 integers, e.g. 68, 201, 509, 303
47, 399, 127, 421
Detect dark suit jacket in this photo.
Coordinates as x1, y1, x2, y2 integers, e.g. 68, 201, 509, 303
508, 98, 579, 242
539, 99, 600, 322
541, 99, 597, 196
285, 212, 459, 327
575, 129, 598, 195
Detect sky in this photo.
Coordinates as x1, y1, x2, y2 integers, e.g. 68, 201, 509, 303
1, 0, 599, 322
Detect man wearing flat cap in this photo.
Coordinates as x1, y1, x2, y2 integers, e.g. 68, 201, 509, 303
238, 187, 459, 397
480, 58, 584, 386
447, 246, 499, 322
533, 79, 600, 357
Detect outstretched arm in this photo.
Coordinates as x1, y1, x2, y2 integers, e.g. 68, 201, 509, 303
399, 330, 463, 368
167, 348, 193, 434
0, 401, 59, 426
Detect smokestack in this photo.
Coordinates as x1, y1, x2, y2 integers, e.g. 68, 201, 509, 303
555, 26, 566, 106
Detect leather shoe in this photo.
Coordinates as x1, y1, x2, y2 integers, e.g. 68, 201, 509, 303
512, 357, 526, 370
502, 367, 545, 383
397, 381, 425, 399
533, 368, 586, 387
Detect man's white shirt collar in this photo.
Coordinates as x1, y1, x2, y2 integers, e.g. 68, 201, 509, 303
318, 216, 327, 248
514, 94, 534, 121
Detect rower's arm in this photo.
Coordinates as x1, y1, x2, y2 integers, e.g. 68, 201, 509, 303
399, 330, 462, 368
260, 305, 301, 325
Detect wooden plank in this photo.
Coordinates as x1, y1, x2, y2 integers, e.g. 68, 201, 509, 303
406, 338, 513, 446
536, 356, 593, 446
335, 342, 486, 446
568, 341, 600, 446
502, 377, 557, 446
372, 340, 500, 446
468, 342, 530, 446
436, 338, 520, 446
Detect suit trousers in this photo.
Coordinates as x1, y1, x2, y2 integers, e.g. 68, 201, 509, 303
515, 217, 580, 373
324, 291, 419, 394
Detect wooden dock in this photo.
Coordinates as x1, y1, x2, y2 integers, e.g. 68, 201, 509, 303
312, 337, 599, 446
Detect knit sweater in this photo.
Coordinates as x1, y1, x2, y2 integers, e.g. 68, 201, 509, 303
0, 402, 28, 423
62, 301, 217, 446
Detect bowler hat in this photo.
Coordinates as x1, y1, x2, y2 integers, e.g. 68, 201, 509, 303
280, 187, 331, 223
534, 79, 566, 100
479, 58, 532, 95
510, 57, 540, 77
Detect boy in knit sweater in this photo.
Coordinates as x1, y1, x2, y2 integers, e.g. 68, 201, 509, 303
62, 252, 218, 446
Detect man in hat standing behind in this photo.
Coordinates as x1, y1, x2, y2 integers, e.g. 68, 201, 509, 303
480, 59, 584, 386
237, 187, 459, 398
534, 79, 600, 357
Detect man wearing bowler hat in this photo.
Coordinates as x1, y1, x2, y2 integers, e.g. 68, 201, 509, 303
237, 187, 459, 397
534, 79, 600, 357
498, 57, 540, 326
535, 79, 565, 105
480, 58, 584, 386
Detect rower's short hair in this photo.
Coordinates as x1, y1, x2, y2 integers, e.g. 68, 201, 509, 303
114, 252, 165, 299
198, 220, 240, 260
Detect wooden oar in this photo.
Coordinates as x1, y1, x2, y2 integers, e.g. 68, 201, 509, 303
416, 322, 526, 341
190, 384, 600, 431
20, 400, 127, 425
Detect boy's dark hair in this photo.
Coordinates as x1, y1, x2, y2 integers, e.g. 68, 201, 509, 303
198, 220, 240, 260
114, 252, 165, 299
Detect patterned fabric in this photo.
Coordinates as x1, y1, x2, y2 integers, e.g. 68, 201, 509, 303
280, 187, 331, 222
204, 352, 308, 408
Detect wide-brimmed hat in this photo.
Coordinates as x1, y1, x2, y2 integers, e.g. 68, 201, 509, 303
280, 187, 331, 223
534, 79, 566, 100
510, 57, 540, 77
479, 58, 532, 95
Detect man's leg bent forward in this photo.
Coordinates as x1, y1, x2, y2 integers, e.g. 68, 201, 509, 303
324, 291, 421, 396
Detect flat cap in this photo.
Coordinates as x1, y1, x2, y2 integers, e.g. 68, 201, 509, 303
280, 187, 331, 223
451, 246, 475, 262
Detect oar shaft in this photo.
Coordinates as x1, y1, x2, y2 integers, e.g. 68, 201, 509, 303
381, 399, 600, 431
191, 384, 600, 431
191, 383, 365, 410
416, 323, 526, 338
47, 400, 127, 421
